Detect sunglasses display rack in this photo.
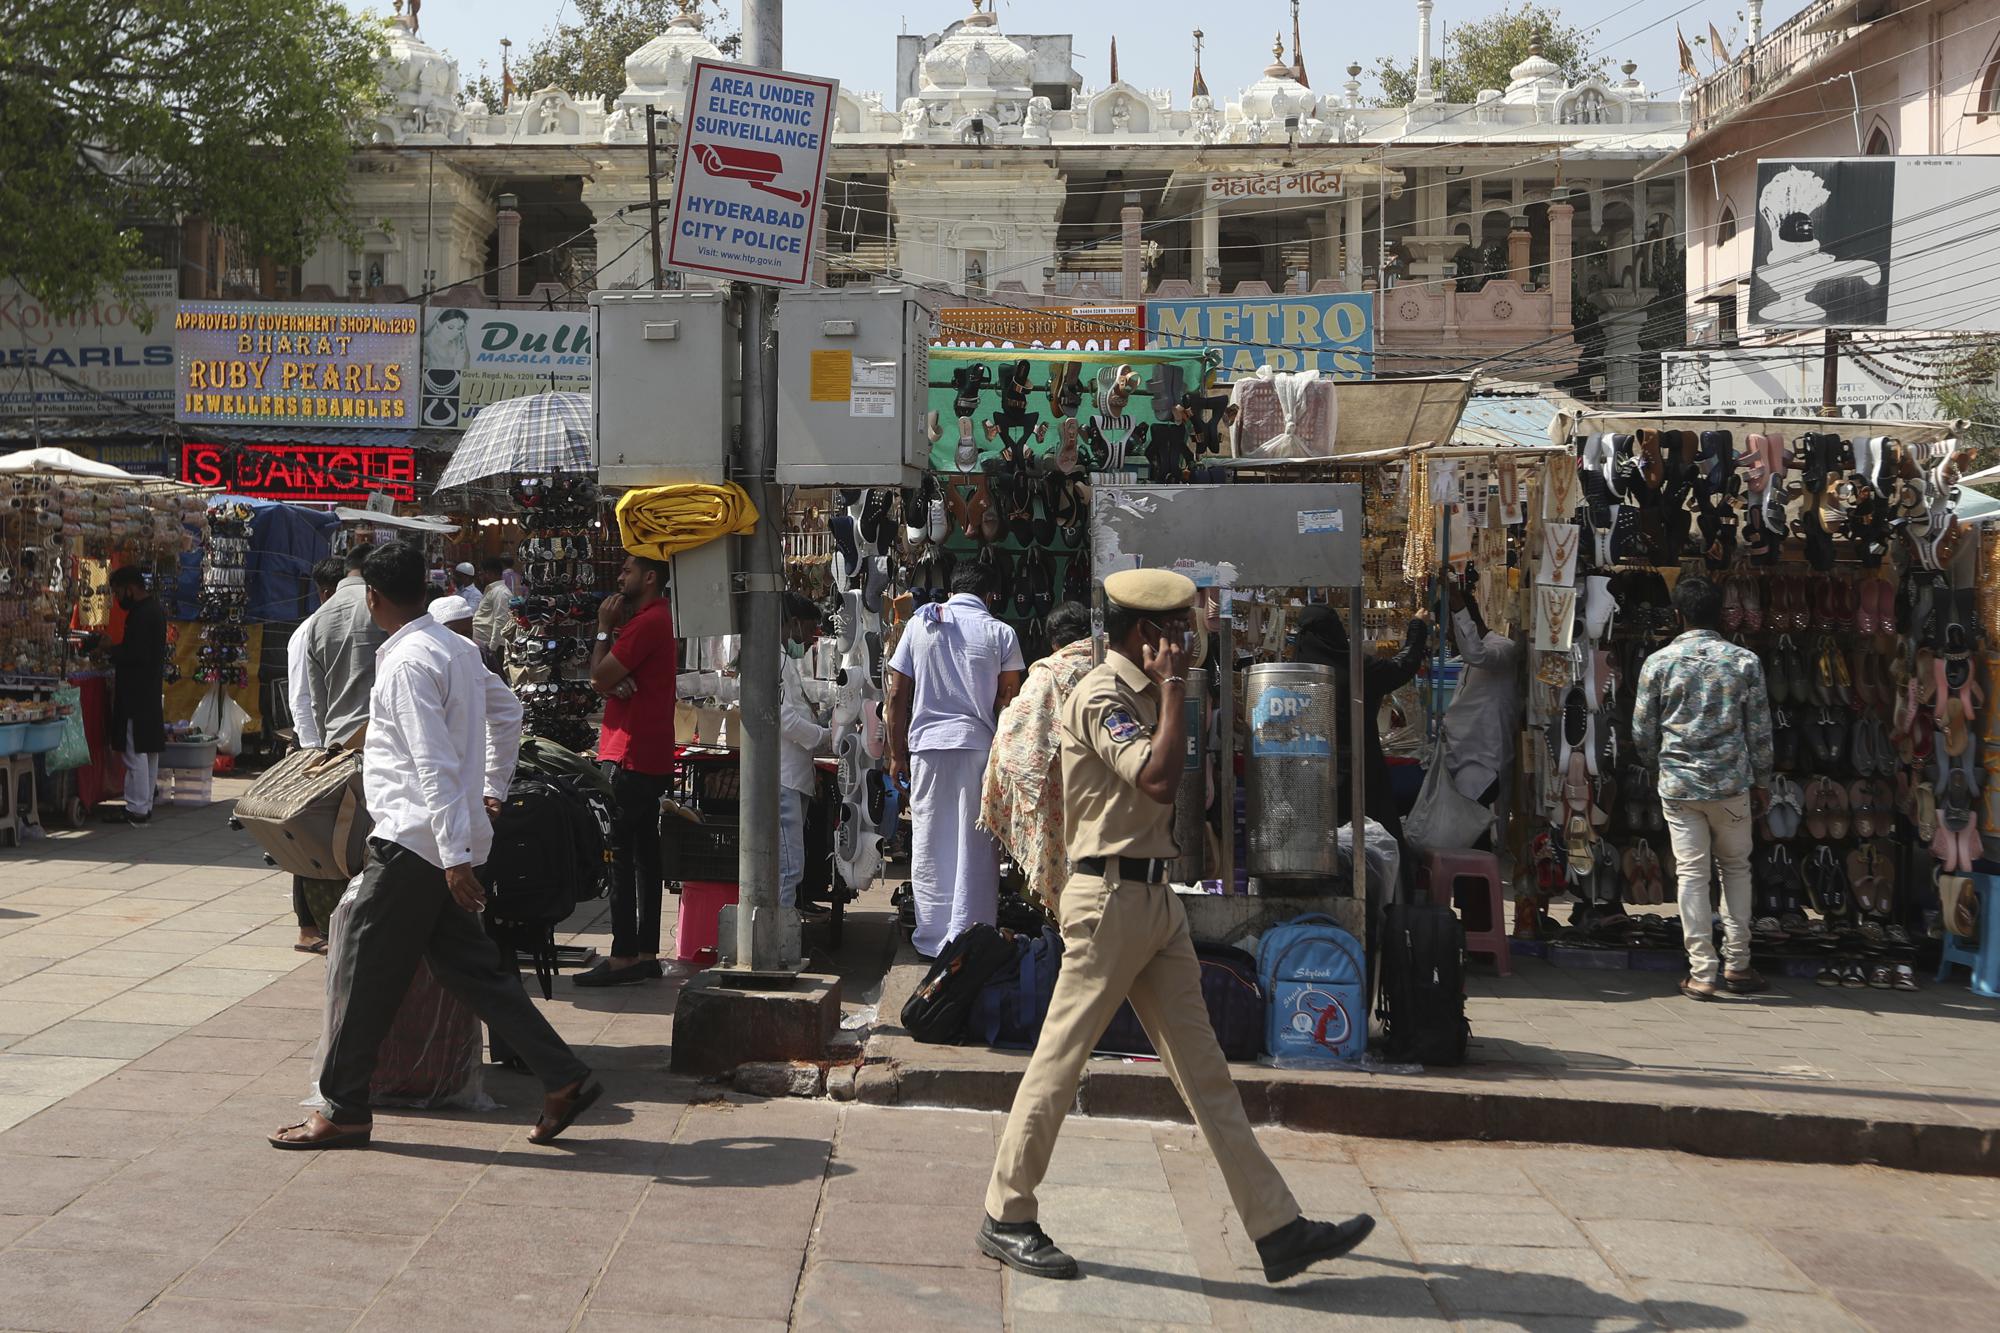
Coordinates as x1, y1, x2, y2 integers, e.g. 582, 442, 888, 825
506, 471, 610, 752
192, 503, 253, 687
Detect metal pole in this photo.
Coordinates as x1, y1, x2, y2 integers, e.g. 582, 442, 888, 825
1819, 328, 1840, 419
645, 104, 666, 291
733, 0, 787, 973
1218, 609, 1235, 889
1348, 584, 1367, 893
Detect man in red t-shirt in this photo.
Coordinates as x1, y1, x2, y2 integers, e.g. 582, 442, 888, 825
576, 554, 678, 986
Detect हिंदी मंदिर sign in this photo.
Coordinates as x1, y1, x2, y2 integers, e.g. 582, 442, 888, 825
173, 301, 420, 427
668, 59, 838, 288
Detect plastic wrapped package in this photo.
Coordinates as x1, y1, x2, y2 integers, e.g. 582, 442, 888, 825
305, 883, 493, 1112
1231, 368, 1337, 458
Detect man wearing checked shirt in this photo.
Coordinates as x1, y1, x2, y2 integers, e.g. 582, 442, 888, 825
1632, 575, 1774, 1001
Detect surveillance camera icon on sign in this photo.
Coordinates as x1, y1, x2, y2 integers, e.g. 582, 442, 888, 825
692, 144, 813, 209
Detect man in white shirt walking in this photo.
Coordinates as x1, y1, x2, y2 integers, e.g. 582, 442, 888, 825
886, 563, 1024, 956
269, 542, 600, 1151
283, 557, 345, 953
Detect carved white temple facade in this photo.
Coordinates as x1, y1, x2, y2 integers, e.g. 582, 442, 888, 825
272, 1, 1691, 394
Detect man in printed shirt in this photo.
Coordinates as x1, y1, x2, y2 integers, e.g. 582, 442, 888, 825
1631, 576, 1774, 1001
268, 543, 599, 1150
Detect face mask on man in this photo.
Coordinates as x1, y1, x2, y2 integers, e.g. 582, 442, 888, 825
784, 639, 806, 659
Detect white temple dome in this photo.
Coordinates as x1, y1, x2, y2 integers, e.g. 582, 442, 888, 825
920, 6, 1034, 93
1503, 44, 1563, 103
376, 6, 464, 141
624, 13, 724, 95
1237, 35, 1318, 122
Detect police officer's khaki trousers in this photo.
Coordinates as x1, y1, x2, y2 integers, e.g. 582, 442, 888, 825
985, 871, 1300, 1241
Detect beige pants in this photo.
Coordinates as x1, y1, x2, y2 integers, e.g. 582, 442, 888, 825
1662, 792, 1755, 985
984, 871, 1300, 1242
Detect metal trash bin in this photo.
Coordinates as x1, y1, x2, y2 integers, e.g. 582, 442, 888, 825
1243, 662, 1339, 878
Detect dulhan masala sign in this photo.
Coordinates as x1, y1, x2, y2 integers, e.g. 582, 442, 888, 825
173, 301, 421, 427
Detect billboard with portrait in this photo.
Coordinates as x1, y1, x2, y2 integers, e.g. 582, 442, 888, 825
420, 307, 593, 428
1749, 157, 2000, 332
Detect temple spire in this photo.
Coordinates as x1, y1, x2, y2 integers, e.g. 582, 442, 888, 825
1110, 35, 1120, 85
1291, 0, 1308, 86
1192, 28, 1209, 99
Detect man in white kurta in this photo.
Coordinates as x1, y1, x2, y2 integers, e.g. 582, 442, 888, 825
885, 565, 1023, 957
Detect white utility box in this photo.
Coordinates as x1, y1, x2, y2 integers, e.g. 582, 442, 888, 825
591, 290, 739, 488
775, 287, 935, 486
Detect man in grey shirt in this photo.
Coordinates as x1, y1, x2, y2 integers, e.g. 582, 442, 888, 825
1441, 580, 1521, 811
306, 545, 385, 750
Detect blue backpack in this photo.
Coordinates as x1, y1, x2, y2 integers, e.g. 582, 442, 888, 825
970, 926, 1064, 1049
1256, 914, 1367, 1064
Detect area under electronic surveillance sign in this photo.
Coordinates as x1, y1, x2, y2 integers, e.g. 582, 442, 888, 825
668, 58, 838, 288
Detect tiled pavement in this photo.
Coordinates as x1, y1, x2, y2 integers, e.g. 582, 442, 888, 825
4, 789, 2000, 1329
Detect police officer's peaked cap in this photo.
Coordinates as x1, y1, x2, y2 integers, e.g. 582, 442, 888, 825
1104, 569, 1197, 612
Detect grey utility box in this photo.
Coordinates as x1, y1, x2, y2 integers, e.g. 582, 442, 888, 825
775, 287, 935, 486
669, 534, 736, 639
591, 290, 739, 489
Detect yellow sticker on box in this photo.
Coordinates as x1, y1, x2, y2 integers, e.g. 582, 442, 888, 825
810, 350, 851, 403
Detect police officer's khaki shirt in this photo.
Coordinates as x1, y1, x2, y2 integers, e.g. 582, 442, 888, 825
1059, 653, 1179, 862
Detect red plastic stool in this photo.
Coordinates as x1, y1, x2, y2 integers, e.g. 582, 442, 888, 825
674, 880, 739, 966
1417, 850, 1512, 977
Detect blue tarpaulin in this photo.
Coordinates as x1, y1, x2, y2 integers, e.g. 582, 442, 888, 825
172, 495, 340, 623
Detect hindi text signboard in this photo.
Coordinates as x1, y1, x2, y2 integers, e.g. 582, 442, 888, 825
668, 59, 838, 287
1206, 171, 1346, 201
174, 302, 420, 427
0, 272, 176, 419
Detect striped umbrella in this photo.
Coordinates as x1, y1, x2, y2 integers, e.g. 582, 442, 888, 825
435, 392, 593, 490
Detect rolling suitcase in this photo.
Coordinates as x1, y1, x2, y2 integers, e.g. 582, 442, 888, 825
231, 744, 371, 880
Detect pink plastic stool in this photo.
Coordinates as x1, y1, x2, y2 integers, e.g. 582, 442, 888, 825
674, 880, 739, 965
1418, 850, 1512, 977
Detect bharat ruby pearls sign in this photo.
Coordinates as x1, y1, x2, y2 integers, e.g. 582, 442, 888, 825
173, 302, 421, 427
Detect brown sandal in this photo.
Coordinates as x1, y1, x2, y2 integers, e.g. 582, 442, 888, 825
528, 1077, 603, 1146
269, 1113, 372, 1151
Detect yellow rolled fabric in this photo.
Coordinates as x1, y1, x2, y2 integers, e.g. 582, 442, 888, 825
615, 482, 760, 560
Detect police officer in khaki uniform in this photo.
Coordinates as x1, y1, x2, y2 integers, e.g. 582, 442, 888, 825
978, 569, 1375, 1283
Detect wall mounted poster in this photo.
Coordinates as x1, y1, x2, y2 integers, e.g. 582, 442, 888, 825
420, 307, 593, 428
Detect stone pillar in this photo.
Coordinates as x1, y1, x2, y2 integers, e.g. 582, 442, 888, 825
1344, 192, 1363, 288
1548, 202, 1574, 329
1415, 0, 1436, 103
1120, 196, 1143, 299
582, 166, 656, 292
1198, 198, 1220, 293
1507, 218, 1531, 286
1316, 207, 1341, 285
495, 195, 522, 304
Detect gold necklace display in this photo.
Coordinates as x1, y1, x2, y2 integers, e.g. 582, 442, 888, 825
1542, 523, 1579, 584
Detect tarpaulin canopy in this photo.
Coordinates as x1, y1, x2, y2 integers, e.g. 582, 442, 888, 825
1218, 376, 1474, 467
171, 495, 340, 623
1556, 409, 1966, 446
0, 445, 194, 490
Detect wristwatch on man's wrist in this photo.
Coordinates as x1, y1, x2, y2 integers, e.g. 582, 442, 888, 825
595, 630, 612, 642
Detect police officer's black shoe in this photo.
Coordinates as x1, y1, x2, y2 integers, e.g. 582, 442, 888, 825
1256, 1213, 1376, 1283
977, 1215, 1080, 1279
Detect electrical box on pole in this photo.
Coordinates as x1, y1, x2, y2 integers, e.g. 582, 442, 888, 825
774, 287, 937, 486
590, 289, 739, 488
590, 288, 741, 639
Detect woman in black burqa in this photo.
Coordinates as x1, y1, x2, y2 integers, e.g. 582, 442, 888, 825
1292, 607, 1430, 844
